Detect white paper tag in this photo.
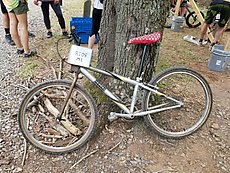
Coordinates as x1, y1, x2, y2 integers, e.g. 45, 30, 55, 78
67, 45, 92, 67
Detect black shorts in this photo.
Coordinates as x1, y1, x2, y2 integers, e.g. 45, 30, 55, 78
0, 0, 8, 14
90, 8, 102, 36
205, 4, 230, 27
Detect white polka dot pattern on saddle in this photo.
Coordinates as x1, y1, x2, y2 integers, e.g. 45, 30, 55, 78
128, 32, 161, 44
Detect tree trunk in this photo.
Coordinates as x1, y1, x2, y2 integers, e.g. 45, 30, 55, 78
94, 0, 169, 132
99, 0, 169, 81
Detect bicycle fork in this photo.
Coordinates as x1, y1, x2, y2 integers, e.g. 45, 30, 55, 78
57, 69, 80, 121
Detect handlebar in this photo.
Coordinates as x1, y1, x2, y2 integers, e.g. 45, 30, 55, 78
70, 29, 81, 46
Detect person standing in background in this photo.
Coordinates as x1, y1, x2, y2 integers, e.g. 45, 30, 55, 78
2, 0, 37, 57
88, 0, 103, 49
33, 0, 68, 38
198, 0, 230, 50
0, 0, 15, 45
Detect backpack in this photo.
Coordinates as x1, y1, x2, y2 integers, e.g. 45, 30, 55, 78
99, 0, 103, 4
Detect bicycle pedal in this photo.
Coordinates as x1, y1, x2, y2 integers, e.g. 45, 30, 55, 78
108, 113, 118, 122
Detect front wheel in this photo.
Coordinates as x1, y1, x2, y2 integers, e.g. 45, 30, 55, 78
18, 80, 98, 154
142, 68, 212, 138
186, 11, 204, 28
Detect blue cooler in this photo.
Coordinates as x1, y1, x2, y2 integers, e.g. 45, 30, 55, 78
70, 17, 98, 44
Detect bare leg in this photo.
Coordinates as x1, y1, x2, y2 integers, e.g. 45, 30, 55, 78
180, 7, 187, 17
8, 12, 23, 49
16, 13, 30, 53
199, 23, 209, 40
213, 27, 225, 43
88, 34, 96, 49
2, 13, 10, 29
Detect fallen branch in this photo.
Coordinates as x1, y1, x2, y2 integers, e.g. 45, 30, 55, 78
50, 65, 57, 79
106, 137, 123, 154
43, 98, 82, 136
27, 96, 39, 108
0, 92, 7, 99
69, 100, 90, 126
58, 58, 64, 79
21, 138, 27, 167
153, 168, 177, 173
21, 119, 29, 168
70, 149, 99, 169
38, 54, 57, 79
39, 133, 63, 139
39, 112, 70, 137
13, 84, 30, 91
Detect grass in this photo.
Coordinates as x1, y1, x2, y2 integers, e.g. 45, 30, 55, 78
18, 60, 39, 78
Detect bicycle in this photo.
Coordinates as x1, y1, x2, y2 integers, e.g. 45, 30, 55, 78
169, 0, 205, 28
18, 30, 213, 154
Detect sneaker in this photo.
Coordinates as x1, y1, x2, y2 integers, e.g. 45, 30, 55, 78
209, 43, 217, 51
16, 48, 24, 54
197, 39, 207, 46
62, 31, 69, 37
5, 34, 15, 46
28, 31, 36, 38
46, 31, 53, 38
197, 41, 202, 46
23, 49, 37, 58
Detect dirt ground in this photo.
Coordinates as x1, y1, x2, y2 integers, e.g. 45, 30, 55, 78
0, 2, 230, 173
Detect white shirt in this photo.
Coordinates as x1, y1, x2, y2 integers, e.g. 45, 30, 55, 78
94, 0, 103, 10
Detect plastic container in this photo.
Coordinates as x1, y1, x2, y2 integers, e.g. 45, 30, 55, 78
211, 44, 224, 51
70, 17, 98, 44
208, 45, 230, 72
171, 16, 184, 32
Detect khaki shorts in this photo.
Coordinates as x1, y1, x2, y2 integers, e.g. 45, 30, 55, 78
9, 1, 29, 15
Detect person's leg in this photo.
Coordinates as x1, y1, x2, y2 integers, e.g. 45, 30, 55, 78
199, 23, 209, 41
180, 1, 188, 17
213, 27, 225, 43
50, 2, 67, 33
198, 5, 217, 44
1, 0, 15, 45
41, 1, 52, 36
88, 35, 96, 49
16, 13, 30, 53
8, 12, 23, 49
88, 8, 102, 49
2, 13, 10, 30
12, 1, 36, 57
2, 13, 15, 45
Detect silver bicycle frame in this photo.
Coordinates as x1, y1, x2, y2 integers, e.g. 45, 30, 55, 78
79, 66, 183, 119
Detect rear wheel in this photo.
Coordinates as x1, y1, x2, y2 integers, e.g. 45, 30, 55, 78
18, 80, 98, 154
186, 11, 204, 28
142, 68, 212, 138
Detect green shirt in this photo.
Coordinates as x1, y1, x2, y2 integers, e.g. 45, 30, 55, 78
3, 0, 28, 11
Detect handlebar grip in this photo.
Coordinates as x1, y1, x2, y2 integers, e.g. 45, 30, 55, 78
70, 29, 81, 46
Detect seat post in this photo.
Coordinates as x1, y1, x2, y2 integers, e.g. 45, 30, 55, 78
137, 44, 148, 78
